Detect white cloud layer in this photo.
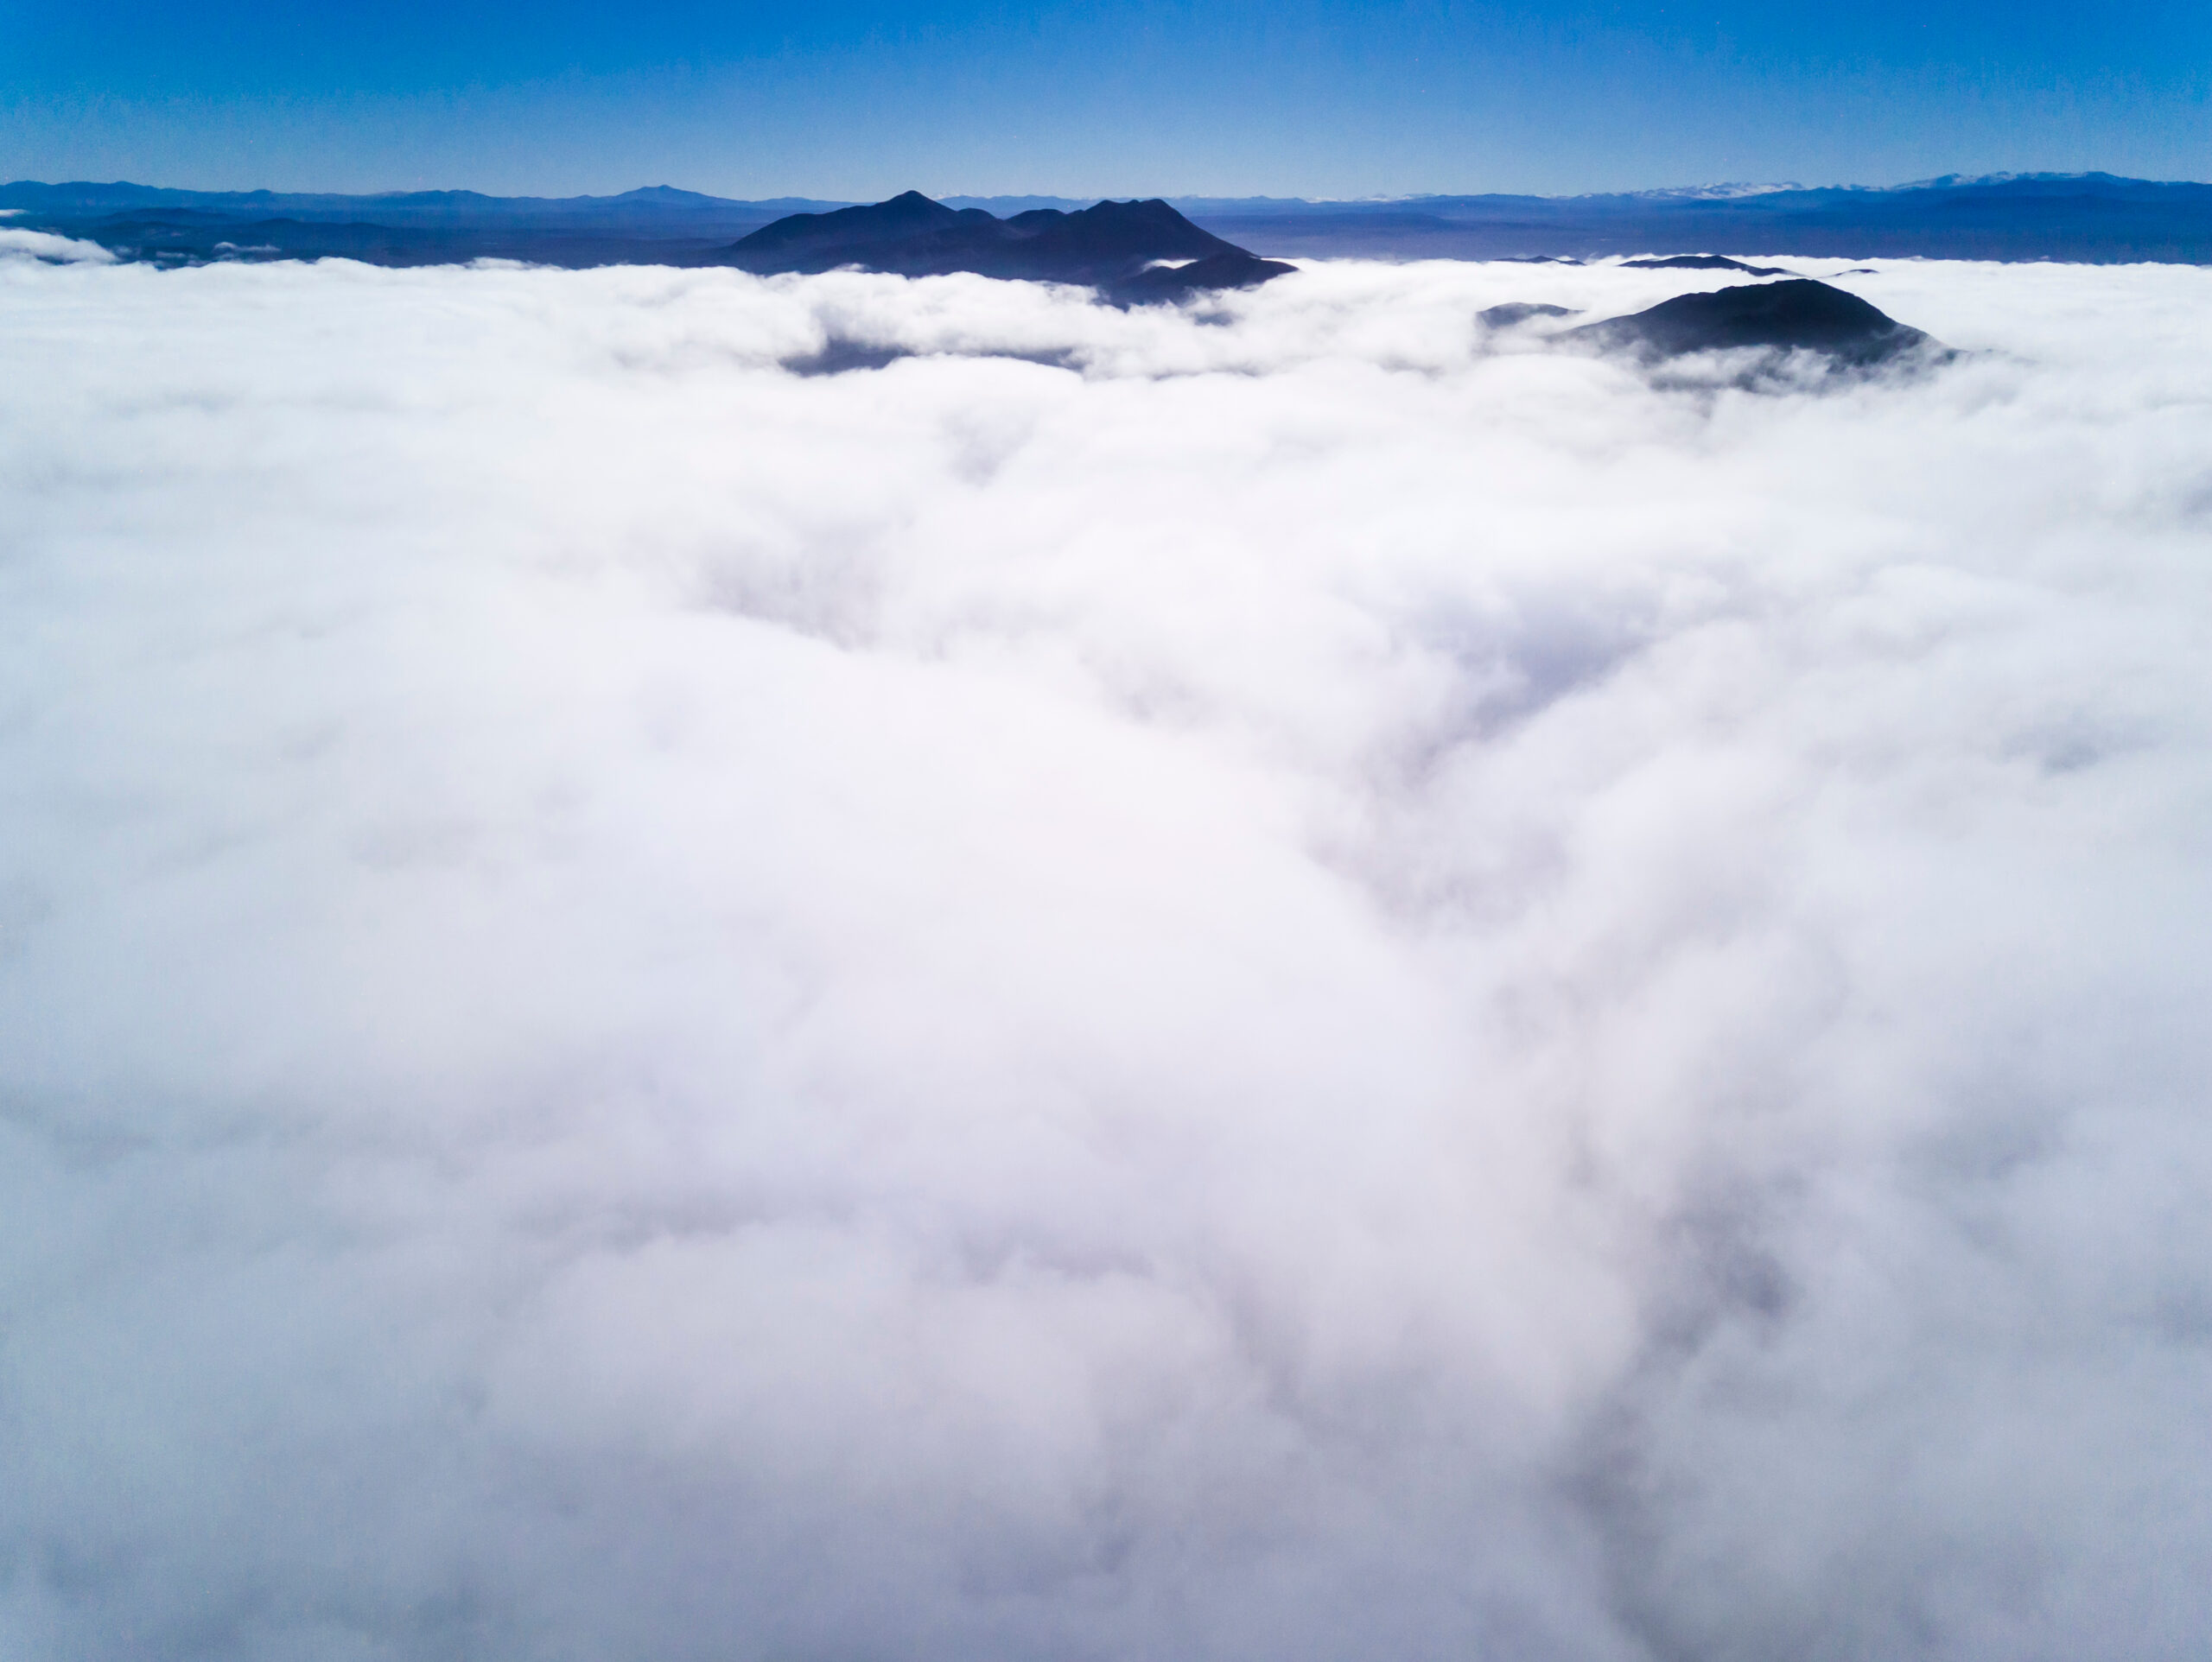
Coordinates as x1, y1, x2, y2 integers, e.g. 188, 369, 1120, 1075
3, 254, 2210, 1661
0, 226, 116, 263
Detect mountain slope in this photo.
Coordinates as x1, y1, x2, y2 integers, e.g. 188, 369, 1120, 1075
724, 193, 1295, 295
1563, 279, 1941, 365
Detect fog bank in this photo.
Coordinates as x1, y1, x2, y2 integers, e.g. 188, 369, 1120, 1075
3, 253, 2209, 1660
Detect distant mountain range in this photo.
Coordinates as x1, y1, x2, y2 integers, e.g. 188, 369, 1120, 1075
0, 181, 842, 228
1168, 173, 2212, 263
5, 172, 2208, 268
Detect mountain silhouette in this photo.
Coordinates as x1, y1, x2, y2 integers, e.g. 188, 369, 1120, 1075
1563, 279, 1941, 365
1621, 254, 1792, 275
1478, 301, 1579, 328
728, 190, 986, 264
725, 192, 1295, 296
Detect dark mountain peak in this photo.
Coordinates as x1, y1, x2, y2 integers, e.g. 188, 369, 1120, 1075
1623, 254, 1792, 275
732, 190, 967, 258
1083, 198, 1185, 225
723, 191, 1291, 296
1064, 199, 1231, 247
1565, 278, 1942, 367
1020, 199, 1236, 260
1478, 301, 1579, 328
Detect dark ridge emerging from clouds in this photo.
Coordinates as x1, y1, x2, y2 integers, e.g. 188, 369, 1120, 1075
1559, 278, 1944, 369
724, 192, 1296, 297
1620, 255, 1793, 275
1478, 301, 1581, 328
4, 171, 2209, 268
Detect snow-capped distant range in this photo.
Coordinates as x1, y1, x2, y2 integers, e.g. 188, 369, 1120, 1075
3, 171, 2208, 268
1572, 172, 2108, 200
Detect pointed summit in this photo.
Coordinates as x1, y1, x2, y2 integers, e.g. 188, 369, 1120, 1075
729, 190, 977, 263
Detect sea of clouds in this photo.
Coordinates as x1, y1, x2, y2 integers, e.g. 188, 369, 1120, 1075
2, 245, 2209, 1661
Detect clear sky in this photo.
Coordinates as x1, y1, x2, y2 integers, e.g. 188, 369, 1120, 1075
3, 0, 2207, 199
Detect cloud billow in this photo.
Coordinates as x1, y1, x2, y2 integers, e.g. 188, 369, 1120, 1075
2, 253, 2209, 1661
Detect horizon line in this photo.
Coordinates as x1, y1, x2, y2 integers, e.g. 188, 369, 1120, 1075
9, 169, 2209, 208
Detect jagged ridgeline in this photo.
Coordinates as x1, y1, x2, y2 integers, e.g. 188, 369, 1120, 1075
722, 191, 1296, 297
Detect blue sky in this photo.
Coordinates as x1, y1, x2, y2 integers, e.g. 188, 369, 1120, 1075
3, 0, 2207, 197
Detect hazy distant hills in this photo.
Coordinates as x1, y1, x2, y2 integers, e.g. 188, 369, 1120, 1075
1185, 174, 2212, 263
6, 171, 2208, 267
0, 181, 830, 267
0, 181, 842, 231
